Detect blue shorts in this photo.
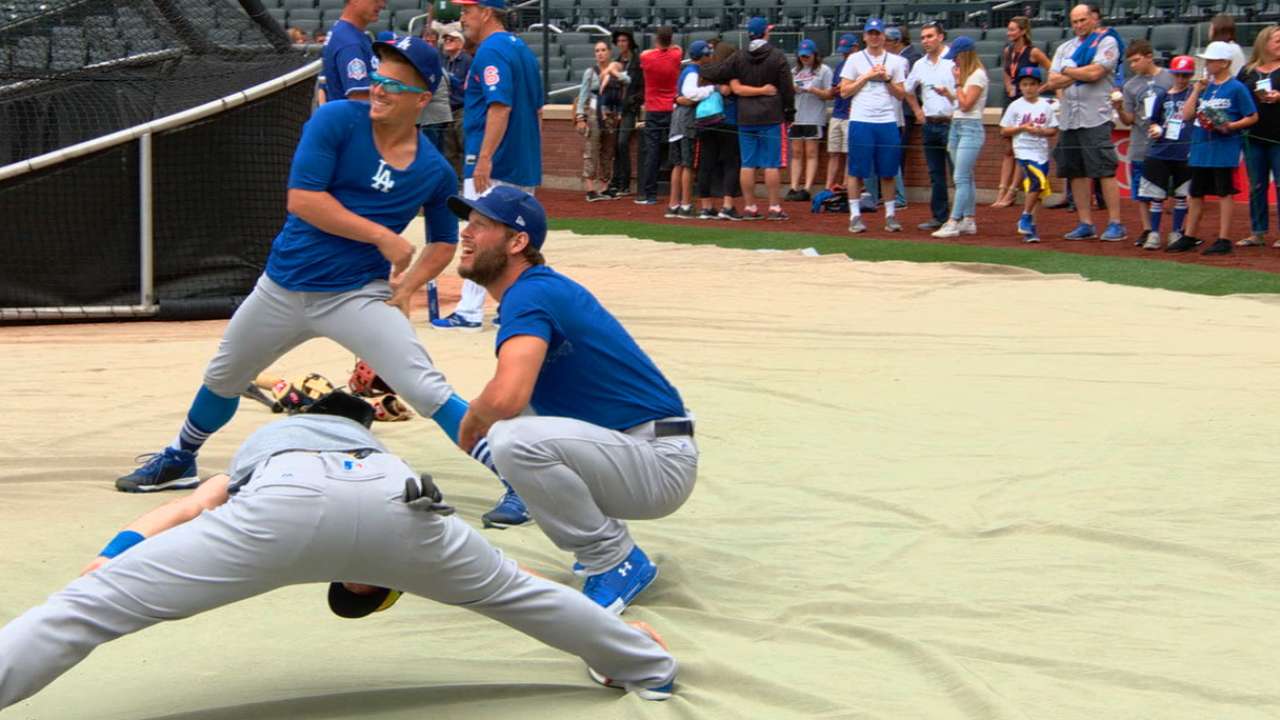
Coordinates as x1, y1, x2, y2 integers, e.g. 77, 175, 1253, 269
1018, 159, 1052, 198
847, 121, 901, 179
738, 123, 787, 169
1130, 160, 1151, 202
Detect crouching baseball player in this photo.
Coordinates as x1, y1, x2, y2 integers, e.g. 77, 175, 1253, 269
0, 396, 677, 710
115, 34, 529, 529
449, 187, 699, 614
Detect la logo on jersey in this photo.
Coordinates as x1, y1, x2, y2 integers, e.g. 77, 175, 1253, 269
371, 159, 395, 193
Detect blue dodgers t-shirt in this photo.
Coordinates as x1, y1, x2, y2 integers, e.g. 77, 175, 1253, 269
322, 20, 374, 100
1146, 86, 1192, 163
266, 101, 459, 292
463, 31, 544, 186
1189, 78, 1257, 168
831, 57, 851, 120
496, 266, 686, 430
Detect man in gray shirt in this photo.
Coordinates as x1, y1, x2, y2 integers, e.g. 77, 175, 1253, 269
1113, 39, 1172, 242
1044, 3, 1127, 242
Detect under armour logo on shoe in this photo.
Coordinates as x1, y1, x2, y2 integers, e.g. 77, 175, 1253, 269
618, 561, 633, 577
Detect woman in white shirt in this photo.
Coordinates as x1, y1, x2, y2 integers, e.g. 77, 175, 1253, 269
785, 40, 833, 202
931, 37, 988, 238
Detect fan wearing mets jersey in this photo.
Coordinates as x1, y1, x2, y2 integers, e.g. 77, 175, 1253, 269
432, 0, 544, 333
319, 0, 384, 102
116, 37, 504, 496
449, 188, 699, 615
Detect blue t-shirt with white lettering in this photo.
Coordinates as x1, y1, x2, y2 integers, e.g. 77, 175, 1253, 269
832, 56, 851, 120
496, 265, 686, 430
1189, 78, 1257, 168
463, 31, 544, 186
322, 20, 374, 100
1146, 86, 1192, 163
266, 101, 459, 292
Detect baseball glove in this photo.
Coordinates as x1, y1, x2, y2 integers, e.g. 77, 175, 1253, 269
348, 360, 396, 397
271, 373, 336, 414
366, 393, 413, 422
327, 583, 403, 619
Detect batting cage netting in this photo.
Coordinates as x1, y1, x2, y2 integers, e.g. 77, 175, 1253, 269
0, 0, 321, 322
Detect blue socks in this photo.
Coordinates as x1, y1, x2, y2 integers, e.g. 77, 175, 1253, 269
172, 385, 239, 454
1149, 205, 1162, 233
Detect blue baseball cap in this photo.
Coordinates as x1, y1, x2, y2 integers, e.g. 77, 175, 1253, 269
688, 40, 712, 59
797, 39, 816, 57
885, 27, 902, 41
836, 33, 857, 53
943, 35, 975, 60
863, 17, 885, 33
452, 0, 506, 8
1016, 66, 1044, 82
448, 186, 549, 250
374, 30, 395, 42
373, 34, 443, 93
746, 16, 772, 39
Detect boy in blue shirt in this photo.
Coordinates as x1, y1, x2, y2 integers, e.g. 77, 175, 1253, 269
1138, 55, 1196, 251
449, 187, 698, 616
1170, 42, 1259, 255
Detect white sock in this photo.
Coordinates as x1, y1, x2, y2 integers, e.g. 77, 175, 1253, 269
850, 205, 861, 220
884, 200, 895, 218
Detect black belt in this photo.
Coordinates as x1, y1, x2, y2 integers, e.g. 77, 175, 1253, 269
654, 420, 695, 438
925, 117, 951, 124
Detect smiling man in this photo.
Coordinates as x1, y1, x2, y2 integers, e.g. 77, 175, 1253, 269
447, 187, 699, 615
116, 37, 514, 502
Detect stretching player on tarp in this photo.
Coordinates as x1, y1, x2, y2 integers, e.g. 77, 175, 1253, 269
448, 188, 699, 614
117, 36, 505, 500
0, 396, 678, 710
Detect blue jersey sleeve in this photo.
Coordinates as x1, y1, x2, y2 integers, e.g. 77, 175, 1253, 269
422, 165, 460, 245
334, 42, 372, 97
495, 283, 555, 352
475, 46, 515, 107
287, 103, 357, 191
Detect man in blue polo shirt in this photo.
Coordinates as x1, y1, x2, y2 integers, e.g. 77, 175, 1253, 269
321, 0, 386, 102
449, 187, 698, 615
116, 37, 508, 498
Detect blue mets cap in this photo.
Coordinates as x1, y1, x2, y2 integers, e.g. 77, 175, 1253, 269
836, 33, 857, 53
943, 35, 975, 60
448, 186, 548, 249
746, 16, 772, 38
863, 17, 885, 33
688, 39, 712, 59
452, 0, 506, 8
373, 34, 443, 92
797, 39, 817, 56
1016, 66, 1044, 82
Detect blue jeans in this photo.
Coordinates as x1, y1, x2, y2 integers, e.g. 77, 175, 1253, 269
1245, 138, 1280, 234
922, 122, 951, 222
947, 119, 985, 220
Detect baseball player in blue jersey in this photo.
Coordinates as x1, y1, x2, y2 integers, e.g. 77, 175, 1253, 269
447, 188, 699, 614
432, 0, 543, 333
117, 37, 507, 498
0, 402, 678, 710
320, 0, 385, 102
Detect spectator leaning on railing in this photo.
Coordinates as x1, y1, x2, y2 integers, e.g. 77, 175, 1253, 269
575, 41, 626, 202
1237, 25, 1280, 249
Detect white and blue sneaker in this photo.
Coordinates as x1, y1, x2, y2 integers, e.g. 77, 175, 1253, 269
116, 447, 199, 493
1063, 222, 1097, 241
482, 480, 532, 529
1023, 225, 1041, 243
582, 546, 658, 614
430, 312, 482, 332
1099, 221, 1127, 242
1017, 212, 1035, 236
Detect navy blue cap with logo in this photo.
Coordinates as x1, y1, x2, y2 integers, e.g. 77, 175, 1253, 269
943, 35, 975, 60
448, 186, 548, 249
746, 16, 772, 39
1016, 66, 1044, 83
372, 34, 443, 93
863, 17, 885, 33
797, 39, 816, 57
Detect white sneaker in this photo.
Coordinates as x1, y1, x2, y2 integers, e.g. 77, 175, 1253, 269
958, 217, 977, 235
1166, 230, 1183, 250
1142, 231, 1162, 251
931, 219, 961, 238
848, 217, 868, 234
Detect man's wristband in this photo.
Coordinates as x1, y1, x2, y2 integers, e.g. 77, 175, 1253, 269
99, 530, 145, 559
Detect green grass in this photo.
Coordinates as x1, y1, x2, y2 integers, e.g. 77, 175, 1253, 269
549, 218, 1280, 297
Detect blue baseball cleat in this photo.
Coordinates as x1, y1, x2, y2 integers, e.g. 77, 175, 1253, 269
1099, 221, 1128, 242
116, 447, 199, 493
430, 312, 482, 332
1063, 222, 1097, 240
482, 480, 532, 529
1017, 213, 1035, 236
582, 545, 658, 614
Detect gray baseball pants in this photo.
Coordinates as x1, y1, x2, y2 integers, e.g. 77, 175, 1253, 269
0, 451, 676, 709
204, 274, 453, 416
487, 416, 698, 574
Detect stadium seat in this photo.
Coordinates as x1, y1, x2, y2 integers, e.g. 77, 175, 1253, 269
322, 8, 344, 26
950, 27, 987, 41
562, 42, 596, 58
652, 0, 688, 25
687, 1, 725, 28
289, 8, 321, 22
1187, 0, 1221, 14
686, 29, 721, 46
986, 79, 1006, 109
268, 7, 287, 24
209, 28, 241, 44
367, 19, 390, 35
1108, 25, 1150, 44
1149, 0, 1184, 15
283, 0, 316, 9
547, 0, 576, 25
974, 39, 1006, 59
1107, 0, 1147, 19
317, 0, 344, 8
88, 37, 127, 64
387, 0, 421, 9
392, 8, 422, 30
261, 0, 283, 7
578, 0, 614, 25
615, 0, 650, 25
742, 0, 778, 22
1149, 23, 1191, 57
557, 31, 592, 44
569, 55, 595, 75
0, 47, 11, 73
292, 17, 321, 33
519, 31, 544, 45
49, 28, 86, 71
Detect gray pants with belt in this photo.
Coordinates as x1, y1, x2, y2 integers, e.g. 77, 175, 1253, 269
204, 274, 453, 417
487, 417, 698, 574
0, 452, 676, 710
